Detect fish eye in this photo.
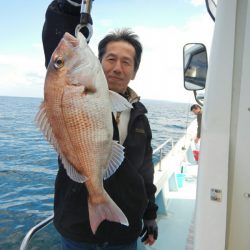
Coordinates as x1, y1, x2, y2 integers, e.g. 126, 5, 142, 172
54, 56, 64, 69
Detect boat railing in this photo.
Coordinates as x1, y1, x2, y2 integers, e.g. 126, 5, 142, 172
153, 137, 174, 171
20, 215, 54, 250
20, 137, 174, 250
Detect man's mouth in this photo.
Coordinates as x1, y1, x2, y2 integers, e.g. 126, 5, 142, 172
108, 76, 122, 81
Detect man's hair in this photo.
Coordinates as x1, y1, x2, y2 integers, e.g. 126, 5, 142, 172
98, 28, 142, 73
190, 104, 201, 111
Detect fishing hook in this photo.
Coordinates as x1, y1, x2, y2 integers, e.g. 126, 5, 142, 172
75, 0, 94, 42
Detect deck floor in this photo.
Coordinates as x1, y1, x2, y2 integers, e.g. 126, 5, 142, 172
138, 165, 198, 250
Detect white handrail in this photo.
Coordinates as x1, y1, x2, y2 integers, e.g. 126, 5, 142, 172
20, 214, 54, 250
153, 138, 174, 171
153, 138, 173, 154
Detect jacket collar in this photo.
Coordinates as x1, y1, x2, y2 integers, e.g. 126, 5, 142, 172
122, 87, 140, 104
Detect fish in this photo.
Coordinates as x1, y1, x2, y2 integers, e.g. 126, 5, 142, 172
35, 32, 132, 234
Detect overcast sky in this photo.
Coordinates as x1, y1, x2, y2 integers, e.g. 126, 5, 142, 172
0, 0, 214, 103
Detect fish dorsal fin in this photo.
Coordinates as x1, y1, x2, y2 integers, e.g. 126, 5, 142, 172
35, 102, 87, 183
103, 141, 125, 180
109, 90, 133, 112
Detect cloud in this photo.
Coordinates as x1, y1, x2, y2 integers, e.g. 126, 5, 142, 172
0, 53, 46, 97
98, 19, 113, 28
190, 0, 205, 6
32, 43, 44, 49
128, 12, 214, 103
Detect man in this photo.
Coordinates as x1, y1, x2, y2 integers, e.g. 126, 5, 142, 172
42, 1, 158, 249
190, 104, 202, 144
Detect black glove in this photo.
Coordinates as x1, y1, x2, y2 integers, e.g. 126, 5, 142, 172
140, 219, 158, 243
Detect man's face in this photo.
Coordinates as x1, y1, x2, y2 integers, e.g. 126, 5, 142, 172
101, 41, 136, 94
192, 107, 201, 115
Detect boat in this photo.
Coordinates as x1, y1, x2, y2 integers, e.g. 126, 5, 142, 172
184, 0, 250, 249
21, 0, 250, 249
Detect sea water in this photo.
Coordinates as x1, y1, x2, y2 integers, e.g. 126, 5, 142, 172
0, 96, 194, 249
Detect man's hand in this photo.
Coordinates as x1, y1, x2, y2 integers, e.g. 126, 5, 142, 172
140, 219, 158, 245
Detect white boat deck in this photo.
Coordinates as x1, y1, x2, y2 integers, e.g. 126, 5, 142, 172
138, 164, 198, 250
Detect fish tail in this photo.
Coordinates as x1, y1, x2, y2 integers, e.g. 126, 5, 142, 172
88, 193, 129, 234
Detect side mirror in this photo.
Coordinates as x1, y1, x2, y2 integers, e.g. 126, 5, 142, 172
183, 43, 208, 91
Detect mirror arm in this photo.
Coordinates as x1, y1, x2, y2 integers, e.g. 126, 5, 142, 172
193, 90, 203, 107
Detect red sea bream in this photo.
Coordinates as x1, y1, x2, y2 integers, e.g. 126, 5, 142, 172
35, 32, 132, 234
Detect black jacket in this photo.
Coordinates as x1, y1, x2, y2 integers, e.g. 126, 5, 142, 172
53, 101, 158, 245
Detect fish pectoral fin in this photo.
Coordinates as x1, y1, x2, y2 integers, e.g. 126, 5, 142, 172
109, 90, 133, 112
103, 141, 124, 180
88, 193, 129, 234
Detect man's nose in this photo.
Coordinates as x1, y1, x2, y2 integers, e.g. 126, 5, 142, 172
113, 61, 122, 73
